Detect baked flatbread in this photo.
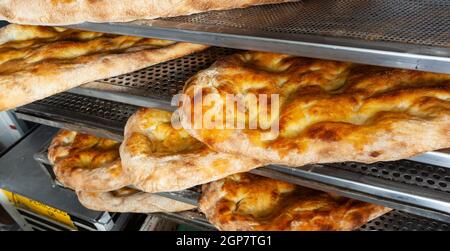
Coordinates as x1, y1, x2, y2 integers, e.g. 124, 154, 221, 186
180, 51, 450, 166
48, 130, 130, 192
0, 24, 208, 111
199, 173, 391, 231
120, 108, 262, 193
77, 187, 195, 213
0, 0, 297, 25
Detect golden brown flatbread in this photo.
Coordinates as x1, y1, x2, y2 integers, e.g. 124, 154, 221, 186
77, 187, 195, 213
0, 0, 297, 25
120, 108, 262, 193
180, 51, 450, 166
48, 130, 130, 192
199, 173, 391, 231
0, 24, 208, 111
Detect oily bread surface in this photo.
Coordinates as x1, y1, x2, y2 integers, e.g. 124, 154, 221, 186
77, 187, 195, 213
0, 24, 208, 111
180, 51, 450, 166
199, 173, 391, 231
48, 130, 130, 192
120, 108, 262, 193
0, 0, 297, 25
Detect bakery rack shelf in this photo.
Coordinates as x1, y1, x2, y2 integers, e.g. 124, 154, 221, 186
28, 148, 450, 231
70, 0, 450, 74
18, 46, 450, 168
154, 208, 450, 231
16, 91, 450, 223
152, 189, 450, 231
33, 147, 201, 207
0, 126, 134, 230
68, 47, 238, 111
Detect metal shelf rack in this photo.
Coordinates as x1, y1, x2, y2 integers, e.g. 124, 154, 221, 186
68, 47, 238, 111
16, 93, 450, 222
26, 108, 450, 230
28, 144, 450, 231
70, 0, 450, 74
16, 47, 450, 165
0, 126, 134, 231
6, 0, 450, 231
155, 209, 450, 231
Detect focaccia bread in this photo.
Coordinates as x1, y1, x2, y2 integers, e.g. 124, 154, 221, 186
180, 51, 450, 166
77, 187, 195, 213
0, 24, 208, 111
0, 0, 297, 25
199, 173, 391, 231
120, 108, 262, 193
48, 130, 130, 192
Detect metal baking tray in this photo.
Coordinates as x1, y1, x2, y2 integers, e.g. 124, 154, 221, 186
69, 47, 237, 110
30, 125, 450, 230
33, 141, 201, 207
16, 90, 450, 222
153, 201, 450, 231
70, 0, 450, 74
17, 45, 450, 168
17, 91, 450, 223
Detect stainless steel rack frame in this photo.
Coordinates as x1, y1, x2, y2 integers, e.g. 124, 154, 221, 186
70, 0, 450, 74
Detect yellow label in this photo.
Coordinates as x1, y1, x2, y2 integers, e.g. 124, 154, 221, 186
1, 189, 76, 229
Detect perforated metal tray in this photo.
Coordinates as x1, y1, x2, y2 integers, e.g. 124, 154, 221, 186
252, 164, 450, 223
155, 209, 450, 231
46, 46, 450, 170
70, 47, 237, 109
16, 91, 450, 223
27, 114, 450, 228
16, 92, 137, 141
71, 0, 450, 74
360, 210, 450, 231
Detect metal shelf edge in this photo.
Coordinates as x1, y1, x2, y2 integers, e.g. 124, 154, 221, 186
69, 83, 175, 111
70, 19, 450, 74
251, 165, 450, 223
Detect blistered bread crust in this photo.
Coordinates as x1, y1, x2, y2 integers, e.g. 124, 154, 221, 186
181, 51, 450, 166
48, 129, 130, 192
0, 0, 296, 25
0, 24, 208, 111
119, 108, 262, 193
199, 173, 392, 231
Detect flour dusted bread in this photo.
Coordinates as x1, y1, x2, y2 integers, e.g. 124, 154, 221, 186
120, 108, 262, 193
0, 0, 297, 25
0, 24, 208, 111
77, 187, 195, 213
199, 173, 391, 231
180, 51, 450, 166
48, 130, 130, 192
